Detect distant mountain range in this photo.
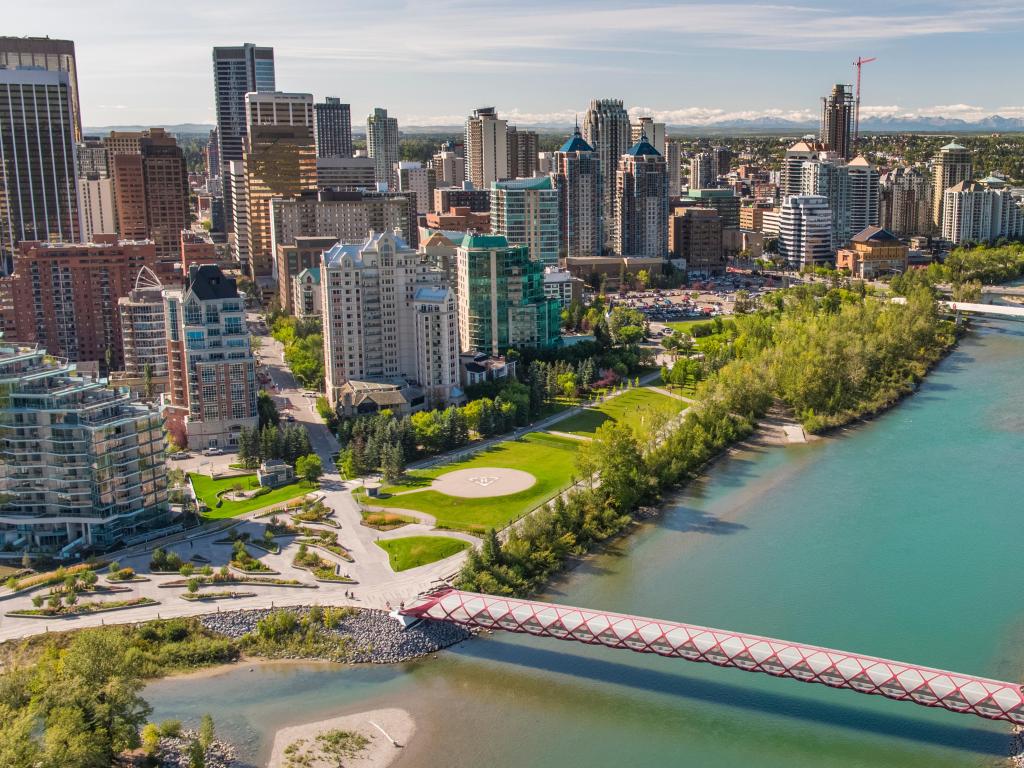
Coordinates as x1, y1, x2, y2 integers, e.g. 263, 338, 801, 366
85, 115, 1024, 138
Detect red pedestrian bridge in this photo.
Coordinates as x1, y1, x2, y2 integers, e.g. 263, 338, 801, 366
401, 589, 1024, 725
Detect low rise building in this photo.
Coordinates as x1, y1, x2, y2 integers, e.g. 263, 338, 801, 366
836, 226, 908, 278
274, 235, 336, 313
292, 267, 322, 319
425, 206, 490, 233
543, 267, 584, 307
669, 207, 725, 276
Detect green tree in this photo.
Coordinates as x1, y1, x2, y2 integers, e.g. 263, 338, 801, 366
257, 391, 280, 430
295, 453, 323, 485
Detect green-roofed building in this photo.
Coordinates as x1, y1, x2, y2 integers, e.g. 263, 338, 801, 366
457, 234, 561, 355
490, 175, 560, 266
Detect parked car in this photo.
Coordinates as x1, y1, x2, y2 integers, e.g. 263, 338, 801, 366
169, 451, 191, 461
201, 447, 224, 456
284, 413, 296, 422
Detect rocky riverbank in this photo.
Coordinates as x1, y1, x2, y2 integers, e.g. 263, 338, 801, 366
157, 729, 236, 768
199, 606, 473, 663
1010, 725, 1023, 767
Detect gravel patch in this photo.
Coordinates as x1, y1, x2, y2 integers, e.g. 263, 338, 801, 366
198, 606, 473, 663
158, 730, 236, 768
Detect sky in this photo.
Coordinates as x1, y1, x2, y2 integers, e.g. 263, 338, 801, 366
8, 0, 1024, 128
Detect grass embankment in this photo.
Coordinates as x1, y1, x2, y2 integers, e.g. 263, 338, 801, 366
555, 387, 686, 437
376, 536, 471, 571
361, 511, 416, 530
189, 473, 313, 519
361, 433, 578, 534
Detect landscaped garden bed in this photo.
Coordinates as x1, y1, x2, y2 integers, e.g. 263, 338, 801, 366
292, 544, 355, 583
376, 536, 471, 572
229, 540, 275, 573
190, 472, 314, 520
289, 499, 338, 528
360, 511, 416, 531
2, 561, 107, 596
159, 575, 316, 589
6, 596, 158, 618
180, 591, 257, 602
214, 529, 282, 554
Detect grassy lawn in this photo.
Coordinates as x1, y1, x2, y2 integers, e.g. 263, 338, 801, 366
189, 473, 314, 520
376, 535, 471, 572
360, 433, 578, 534
554, 387, 686, 437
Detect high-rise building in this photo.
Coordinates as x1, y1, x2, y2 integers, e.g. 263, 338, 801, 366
435, 183, 489, 214
243, 91, 317, 281
367, 107, 400, 190
931, 142, 972, 231
687, 188, 740, 228
109, 128, 190, 268
553, 126, 602, 258
0, 36, 82, 141
614, 134, 669, 258
820, 83, 854, 160
397, 161, 437, 214
0, 343, 170, 557
689, 152, 716, 190
781, 140, 828, 197
465, 107, 509, 189
78, 175, 117, 242
583, 99, 631, 251
227, 161, 250, 269
315, 97, 353, 159
506, 126, 539, 179
321, 231, 457, 406
941, 177, 1024, 244
430, 143, 466, 187
669, 207, 725, 275
712, 146, 733, 177
78, 135, 110, 177
631, 118, 666, 154
846, 156, 880, 242
456, 234, 561, 355
778, 195, 833, 267
0, 235, 160, 371
665, 141, 681, 197
270, 189, 418, 253
880, 166, 931, 237
0, 68, 80, 273
490, 176, 560, 266
316, 156, 377, 191
205, 128, 220, 180
117, 266, 169, 398
212, 43, 275, 233
164, 265, 257, 449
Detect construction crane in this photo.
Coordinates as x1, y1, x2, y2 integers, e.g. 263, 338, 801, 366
852, 56, 877, 147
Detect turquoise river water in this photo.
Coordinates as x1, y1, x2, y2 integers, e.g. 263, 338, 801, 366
146, 317, 1024, 767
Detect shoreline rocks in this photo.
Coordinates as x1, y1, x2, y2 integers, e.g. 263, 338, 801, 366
199, 606, 473, 664
158, 729, 236, 768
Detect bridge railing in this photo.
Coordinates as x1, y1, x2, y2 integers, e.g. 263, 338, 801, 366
402, 589, 1024, 725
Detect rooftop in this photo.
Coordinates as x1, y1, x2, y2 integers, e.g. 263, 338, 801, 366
852, 226, 900, 244
461, 233, 510, 250
559, 127, 595, 154
186, 265, 238, 301
625, 133, 661, 157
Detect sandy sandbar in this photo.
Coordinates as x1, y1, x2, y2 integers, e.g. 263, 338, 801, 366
267, 707, 414, 768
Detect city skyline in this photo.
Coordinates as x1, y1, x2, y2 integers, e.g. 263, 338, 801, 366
6, 0, 1024, 128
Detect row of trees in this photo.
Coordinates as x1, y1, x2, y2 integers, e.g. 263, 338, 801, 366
269, 314, 324, 390
237, 424, 313, 469
460, 284, 957, 596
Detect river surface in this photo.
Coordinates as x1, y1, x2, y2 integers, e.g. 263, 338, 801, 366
146, 317, 1024, 767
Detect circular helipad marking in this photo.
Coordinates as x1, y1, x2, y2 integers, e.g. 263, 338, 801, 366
431, 467, 537, 498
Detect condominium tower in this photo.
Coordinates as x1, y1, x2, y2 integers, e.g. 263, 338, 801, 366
0, 344, 170, 557
931, 142, 972, 231
164, 265, 258, 449
0, 68, 80, 273
367, 107, 400, 190
465, 107, 508, 189
321, 231, 458, 406
614, 134, 669, 259
583, 99, 632, 251
553, 127, 602, 258
778, 195, 833, 267
880, 166, 932, 237
506, 125, 539, 179
490, 176, 560, 266
820, 84, 854, 160
315, 97, 353, 158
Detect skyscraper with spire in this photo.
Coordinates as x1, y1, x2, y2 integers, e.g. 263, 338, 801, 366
583, 99, 631, 253
553, 124, 601, 258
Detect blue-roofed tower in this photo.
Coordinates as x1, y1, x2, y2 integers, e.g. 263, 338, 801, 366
614, 129, 669, 259
553, 125, 602, 258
